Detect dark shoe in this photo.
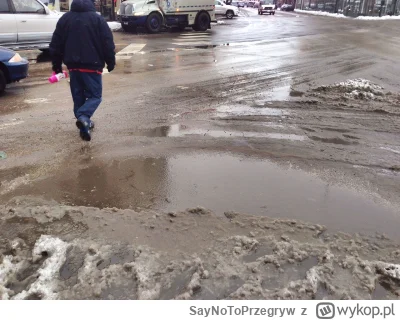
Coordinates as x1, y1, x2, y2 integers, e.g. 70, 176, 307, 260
76, 119, 94, 130
76, 119, 91, 141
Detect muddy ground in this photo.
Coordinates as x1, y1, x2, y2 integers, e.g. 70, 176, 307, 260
1, 10, 400, 299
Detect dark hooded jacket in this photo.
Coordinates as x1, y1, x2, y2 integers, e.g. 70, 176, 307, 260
50, 0, 115, 72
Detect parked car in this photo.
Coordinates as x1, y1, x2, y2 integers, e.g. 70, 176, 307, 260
281, 4, 295, 11
258, 0, 275, 14
0, 0, 61, 50
0, 47, 29, 94
215, 0, 239, 19
237, 1, 245, 7
246, 1, 255, 7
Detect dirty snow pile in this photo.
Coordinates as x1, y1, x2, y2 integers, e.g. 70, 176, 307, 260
316, 79, 384, 100
295, 9, 347, 19
108, 22, 122, 31
2, 201, 400, 299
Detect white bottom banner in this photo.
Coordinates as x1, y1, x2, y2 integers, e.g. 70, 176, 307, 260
0, 300, 398, 320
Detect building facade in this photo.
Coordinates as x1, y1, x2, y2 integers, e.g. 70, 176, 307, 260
296, 0, 400, 16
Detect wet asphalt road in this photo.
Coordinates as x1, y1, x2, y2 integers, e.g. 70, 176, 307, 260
1, 9, 400, 238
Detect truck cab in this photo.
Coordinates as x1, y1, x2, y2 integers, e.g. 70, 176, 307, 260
117, 0, 216, 33
258, 0, 275, 15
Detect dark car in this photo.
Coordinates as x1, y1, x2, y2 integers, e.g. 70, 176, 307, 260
246, 1, 255, 7
0, 47, 29, 94
281, 4, 295, 11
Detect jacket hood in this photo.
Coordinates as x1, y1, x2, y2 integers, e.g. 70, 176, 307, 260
71, 0, 96, 12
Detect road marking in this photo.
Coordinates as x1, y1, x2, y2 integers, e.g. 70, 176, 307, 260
173, 37, 211, 41
180, 32, 211, 36
171, 42, 212, 46
103, 43, 146, 74
172, 33, 212, 47
116, 43, 146, 56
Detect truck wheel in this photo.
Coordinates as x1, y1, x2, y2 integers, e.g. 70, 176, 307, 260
226, 10, 234, 19
146, 12, 162, 33
0, 70, 6, 95
195, 12, 210, 31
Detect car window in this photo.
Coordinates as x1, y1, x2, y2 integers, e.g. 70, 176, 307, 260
0, 0, 11, 12
215, 1, 222, 5
12, 0, 45, 13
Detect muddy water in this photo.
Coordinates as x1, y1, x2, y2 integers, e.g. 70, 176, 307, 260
5, 153, 400, 239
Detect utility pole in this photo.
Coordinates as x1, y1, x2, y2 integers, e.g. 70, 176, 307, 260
379, 0, 385, 16
334, 0, 339, 13
392, 0, 398, 15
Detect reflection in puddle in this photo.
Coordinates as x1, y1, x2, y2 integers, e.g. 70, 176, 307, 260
7, 153, 400, 239
217, 105, 288, 117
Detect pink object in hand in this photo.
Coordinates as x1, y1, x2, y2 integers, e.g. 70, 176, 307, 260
48, 71, 69, 83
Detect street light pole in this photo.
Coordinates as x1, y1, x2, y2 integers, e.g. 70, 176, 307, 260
392, 0, 398, 15
334, 0, 339, 12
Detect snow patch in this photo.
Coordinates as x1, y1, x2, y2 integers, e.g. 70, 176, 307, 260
0, 175, 30, 195
317, 79, 384, 100
295, 9, 347, 18
24, 98, 49, 104
108, 22, 122, 31
13, 235, 69, 300
0, 256, 24, 299
333, 79, 383, 92
295, 9, 400, 20
356, 15, 400, 20
380, 146, 400, 155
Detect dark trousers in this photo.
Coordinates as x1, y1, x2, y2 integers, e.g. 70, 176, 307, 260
69, 71, 102, 122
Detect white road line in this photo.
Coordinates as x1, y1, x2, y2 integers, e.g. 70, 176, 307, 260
104, 43, 146, 74
116, 43, 146, 56
180, 33, 210, 36
171, 42, 213, 46
173, 38, 212, 41
174, 37, 211, 40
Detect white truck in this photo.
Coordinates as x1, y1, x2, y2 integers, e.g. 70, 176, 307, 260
116, 0, 216, 33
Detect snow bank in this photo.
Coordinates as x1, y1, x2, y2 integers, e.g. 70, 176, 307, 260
108, 21, 122, 31
296, 9, 400, 20
356, 15, 400, 20
337, 78, 382, 90
316, 78, 384, 100
295, 9, 347, 18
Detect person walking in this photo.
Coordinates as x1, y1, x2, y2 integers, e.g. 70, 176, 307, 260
49, 0, 116, 141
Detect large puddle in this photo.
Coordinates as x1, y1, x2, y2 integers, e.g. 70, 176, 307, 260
4, 153, 400, 239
